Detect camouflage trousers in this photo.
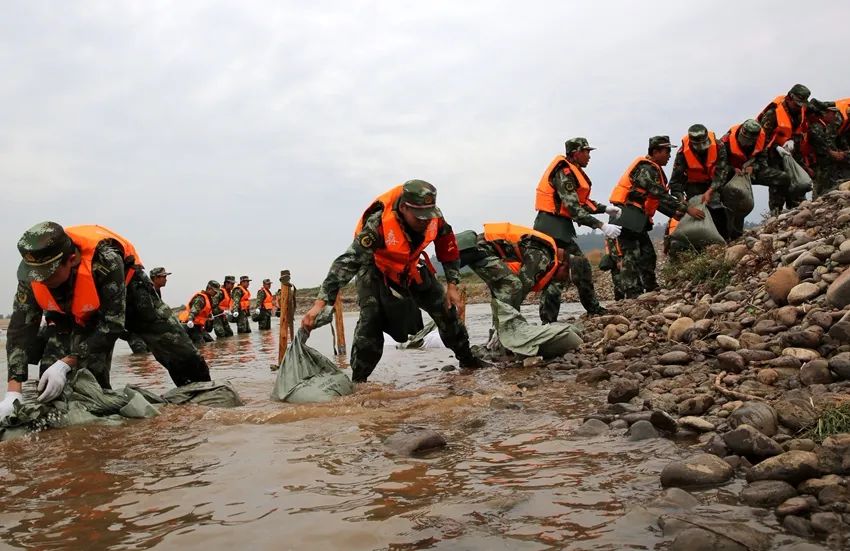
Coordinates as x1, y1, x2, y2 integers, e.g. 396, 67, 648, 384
468, 248, 551, 312
257, 308, 272, 330
35, 271, 211, 389
765, 153, 807, 213
611, 267, 625, 301
350, 264, 474, 382
812, 163, 849, 198
124, 332, 149, 354
539, 240, 602, 322
235, 310, 251, 334
617, 228, 658, 299
213, 315, 234, 338
185, 325, 212, 346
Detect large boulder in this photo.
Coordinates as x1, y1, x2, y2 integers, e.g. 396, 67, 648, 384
728, 402, 778, 436
766, 267, 800, 305
661, 453, 734, 488
627, 420, 659, 441
746, 451, 821, 483
608, 379, 640, 404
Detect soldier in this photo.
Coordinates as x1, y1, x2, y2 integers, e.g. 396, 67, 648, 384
609, 137, 705, 298
213, 275, 236, 338
720, 119, 790, 239
805, 99, 848, 197
457, 223, 570, 312
124, 267, 172, 354
148, 267, 170, 298
533, 137, 622, 321
757, 84, 812, 213
0, 222, 211, 420
598, 238, 625, 301
230, 276, 252, 334
301, 180, 478, 383
178, 281, 221, 345
669, 124, 732, 240
255, 278, 274, 331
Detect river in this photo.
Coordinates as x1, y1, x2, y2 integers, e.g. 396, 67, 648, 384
0, 304, 798, 550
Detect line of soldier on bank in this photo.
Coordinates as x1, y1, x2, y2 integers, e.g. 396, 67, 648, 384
2, 85, 849, 419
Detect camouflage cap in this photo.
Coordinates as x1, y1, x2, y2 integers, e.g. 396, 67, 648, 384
239, 275, 251, 283
400, 179, 441, 221
149, 267, 171, 278
207, 280, 221, 290
687, 124, 711, 151
740, 119, 762, 138
262, 278, 272, 285
788, 84, 811, 102
223, 275, 236, 283
16, 221, 75, 282
807, 98, 838, 115
564, 137, 596, 155
648, 136, 676, 150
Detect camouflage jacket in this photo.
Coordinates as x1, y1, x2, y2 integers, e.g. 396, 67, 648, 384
760, 105, 806, 162
669, 144, 731, 198
552, 165, 606, 229
628, 161, 689, 220
188, 293, 211, 319
6, 242, 127, 383
317, 208, 461, 305
230, 286, 249, 312
210, 289, 223, 315
256, 288, 272, 310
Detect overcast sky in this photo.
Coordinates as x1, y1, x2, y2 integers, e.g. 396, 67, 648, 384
1, 1, 848, 312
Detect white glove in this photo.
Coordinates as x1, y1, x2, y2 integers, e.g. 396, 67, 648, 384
186, 320, 194, 328
0, 392, 23, 420
253, 309, 260, 316
782, 140, 795, 153
605, 205, 622, 218
600, 223, 622, 239
776, 145, 791, 157
37, 360, 71, 402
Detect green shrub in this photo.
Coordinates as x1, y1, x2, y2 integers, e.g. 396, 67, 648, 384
805, 402, 850, 443
660, 246, 734, 293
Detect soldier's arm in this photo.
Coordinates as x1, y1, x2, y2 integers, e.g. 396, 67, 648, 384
519, 240, 555, 295
633, 165, 688, 220
553, 170, 603, 229
668, 150, 688, 201
230, 288, 243, 312
435, 219, 461, 284
71, 246, 126, 364
317, 211, 384, 305
188, 294, 206, 318
5, 281, 44, 384
711, 143, 731, 190
210, 290, 223, 315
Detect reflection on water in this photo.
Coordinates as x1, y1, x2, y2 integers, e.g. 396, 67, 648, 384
0, 304, 781, 549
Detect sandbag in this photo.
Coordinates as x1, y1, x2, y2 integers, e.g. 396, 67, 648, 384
782, 154, 813, 195
162, 381, 243, 407
721, 173, 754, 215
491, 300, 582, 358
397, 320, 438, 349
271, 307, 354, 403
670, 197, 726, 250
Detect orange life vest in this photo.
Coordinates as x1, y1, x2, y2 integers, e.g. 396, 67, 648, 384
835, 98, 850, 135
609, 157, 668, 223
667, 217, 679, 235
235, 285, 252, 310
178, 292, 212, 325
260, 287, 274, 309
681, 132, 719, 184
534, 155, 597, 218
759, 96, 805, 146
482, 222, 559, 292
354, 185, 440, 286
219, 287, 232, 311
31, 225, 141, 327
723, 124, 767, 169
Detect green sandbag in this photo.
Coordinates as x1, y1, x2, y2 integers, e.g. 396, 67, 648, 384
491, 300, 582, 358
721, 173, 754, 215
397, 320, 437, 349
271, 307, 354, 403
783, 154, 813, 195
162, 381, 243, 407
670, 197, 726, 249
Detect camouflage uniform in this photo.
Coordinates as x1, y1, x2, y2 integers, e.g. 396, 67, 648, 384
230, 282, 252, 334
213, 277, 235, 338
256, 282, 273, 331
806, 100, 850, 197
758, 85, 811, 213
184, 289, 217, 345
611, 138, 689, 299
669, 124, 732, 241
317, 181, 475, 383
458, 231, 556, 311
7, 226, 210, 390
533, 138, 609, 321
599, 238, 625, 301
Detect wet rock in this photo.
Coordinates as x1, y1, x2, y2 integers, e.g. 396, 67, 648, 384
516, 379, 540, 390
728, 402, 779, 436
717, 351, 746, 374
609, 419, 628, 430
746, 451, 820, 483
575, 367, 610, 384
716, 335, 740, 351
660, 351, 691, 365
384, 428, 447, 457
704, 434, 728, 457
799, 359, 833, 386
776, 495, 816, 517
489, 396, 524, 410
740, 480, 798, 507
780, 516, 815, 539
678, 394, 715, 416
647, 487, 699, 511
666, 521, 771, 551
723, 424, 783, 459
650, 410, 678, 433
678, 416, 715, 432
607, 379, 639, 404
661, 453, 734, 488
787, 282, 822, 305
627, 420, 659, 441
575, 418, 609, 436
826, 267, 850, 308
774, 399, 818, 432
766, 267, 800, 304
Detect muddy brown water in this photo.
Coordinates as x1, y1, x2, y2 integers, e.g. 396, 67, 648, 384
0, 304, 805, 549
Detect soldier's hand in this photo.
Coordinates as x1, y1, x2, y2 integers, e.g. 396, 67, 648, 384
301, 300, 327, 332
700, 188, 714, 204
445, 283, 462, 312
686, 206, 706, 220
744, 166, 754, 176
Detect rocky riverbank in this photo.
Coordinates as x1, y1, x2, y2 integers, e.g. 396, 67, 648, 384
538, 183, 850, 549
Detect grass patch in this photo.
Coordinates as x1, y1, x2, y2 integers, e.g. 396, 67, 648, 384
805, 402, 850, 443
660, 245, 734, 294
